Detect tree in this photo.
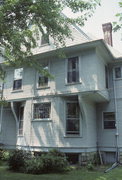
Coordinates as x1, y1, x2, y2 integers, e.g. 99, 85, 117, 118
0, 0, 100, 70
113, 1, 122, 31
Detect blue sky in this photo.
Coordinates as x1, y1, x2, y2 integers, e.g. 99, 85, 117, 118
64, 0, 122, 52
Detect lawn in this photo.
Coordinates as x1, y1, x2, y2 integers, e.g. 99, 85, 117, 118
1, 164, 122, 180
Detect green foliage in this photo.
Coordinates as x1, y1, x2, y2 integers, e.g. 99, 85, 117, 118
0, 149, 10, 161
8, 149, 31, 172
26, 149, 68, 174
8, 149, 68, 174
40, 153, 68, 173
113, 1, 122, 32
0, 0, 100, 70
87, 162, 95, 171
25, 157, 43, 174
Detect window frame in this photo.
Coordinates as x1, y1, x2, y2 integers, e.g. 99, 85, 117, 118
103, 112, 116, 130
37, 62, 50, 89
40, 34, 49, 46
66, 56, 80, 84
114, 66, 122, 79
65, 101, 80, 135
13, 68, 23, 91
33, 102, 51, 121
18, 103, 25, 136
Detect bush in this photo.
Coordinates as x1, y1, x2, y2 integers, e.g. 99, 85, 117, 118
25, 157, 43, 174
8, 149, 31, 172
40, 153, 68, 173
25, 149, 69, 174
87, 162, 94, 171
0, 149, 10, 161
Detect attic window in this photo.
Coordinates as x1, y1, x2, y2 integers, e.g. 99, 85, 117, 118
41, 34, 49, 46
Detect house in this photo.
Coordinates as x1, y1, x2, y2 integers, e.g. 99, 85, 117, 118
0, 22, 122, 164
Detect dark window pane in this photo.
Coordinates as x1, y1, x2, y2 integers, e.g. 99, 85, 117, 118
104, 121, 115, 129
38, 76, 48, 87
115, 67, 121, 78
66, 119, 79, 134
67, 57, 79, 83
34, 103, 51, 119
66, 102, 80, 134
13, 79, 22, 90
103, 112, 116, 129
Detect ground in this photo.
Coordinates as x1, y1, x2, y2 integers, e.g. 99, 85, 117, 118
1, 163, 122, 180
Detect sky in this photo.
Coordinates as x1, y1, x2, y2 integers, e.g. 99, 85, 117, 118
63, 0, 122, 53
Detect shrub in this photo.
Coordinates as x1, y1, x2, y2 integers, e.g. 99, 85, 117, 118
0, 149, 10, 161
40, 153, 68, 173
25, 157, 43, 174
87, 162, 94, 171
8, 149, 31, 172
25, 149, 69, 174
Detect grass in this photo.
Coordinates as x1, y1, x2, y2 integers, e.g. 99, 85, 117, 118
1, 163, 122, 180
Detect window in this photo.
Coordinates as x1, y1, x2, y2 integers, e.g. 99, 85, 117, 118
66, 102, 80, 135
34, 103, 51, 119
103, 112, 116, 129
105, 66, 109, 89
41, 34, 49, 46
115, 67, 121, 78
18, 105, 24, 135
38, 64, 49, 88
67, 57, 79, 83
13, 68, 23, 90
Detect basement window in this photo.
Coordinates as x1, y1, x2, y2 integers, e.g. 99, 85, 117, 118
103, 112, 116, 129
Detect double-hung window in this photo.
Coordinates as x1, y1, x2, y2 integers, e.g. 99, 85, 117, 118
66, 102, 80, 135
38, 64, 49, 88
103, 112, 116, 129
13, 68, 23, 90
67, 57, 79, 83
115, 67, 121, 79
34, 103, 51, 119
18, 105, 24, 135
41, 34, 49, 46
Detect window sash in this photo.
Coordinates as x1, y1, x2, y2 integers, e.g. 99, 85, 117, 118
103, 112, 115, 129
13, 79, 22, 90
67, 57, 79, 83
115, 67, 121, 78
34, 103, 51, 119
38, 64, 49, 87
66, 102, 80, 135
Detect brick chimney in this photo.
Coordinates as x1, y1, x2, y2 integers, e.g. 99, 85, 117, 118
102, 22, 113, 46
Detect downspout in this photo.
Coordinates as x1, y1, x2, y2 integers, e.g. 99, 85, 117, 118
10, 102, 19, 137
104, 68, 120, 173
0, 83, 4, 133
113, 68, 119, 162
